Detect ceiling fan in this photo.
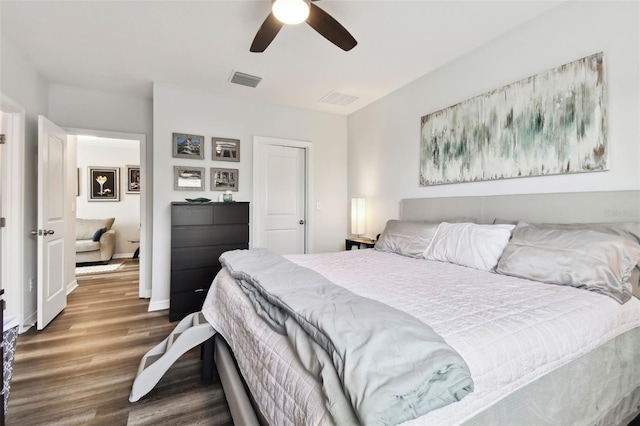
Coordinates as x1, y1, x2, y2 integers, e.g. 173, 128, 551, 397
250, 0, 357, 53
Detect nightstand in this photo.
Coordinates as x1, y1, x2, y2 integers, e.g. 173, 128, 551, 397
345, 237, 376, 250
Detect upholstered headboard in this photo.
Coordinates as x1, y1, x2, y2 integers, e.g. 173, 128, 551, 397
400, 190, 640, 224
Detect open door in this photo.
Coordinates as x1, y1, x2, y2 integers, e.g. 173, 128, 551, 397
36, 116, 67, 330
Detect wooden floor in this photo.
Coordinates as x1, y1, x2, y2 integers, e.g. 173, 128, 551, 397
7, 259, 233, 426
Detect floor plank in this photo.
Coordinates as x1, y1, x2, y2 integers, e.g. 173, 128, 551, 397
7, 259, 233, 426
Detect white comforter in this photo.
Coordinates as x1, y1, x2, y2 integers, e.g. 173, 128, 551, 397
202, 249, 640, 425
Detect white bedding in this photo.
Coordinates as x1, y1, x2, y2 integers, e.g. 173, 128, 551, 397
202, 249, 640, 425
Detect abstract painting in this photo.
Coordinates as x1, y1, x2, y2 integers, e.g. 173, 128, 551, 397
420, 52, 608, 186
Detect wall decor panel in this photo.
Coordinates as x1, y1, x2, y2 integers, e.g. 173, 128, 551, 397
420, 52, 608, 186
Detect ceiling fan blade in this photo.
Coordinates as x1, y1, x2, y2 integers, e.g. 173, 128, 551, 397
250, 12, 284, 52
306, 2, 357, 51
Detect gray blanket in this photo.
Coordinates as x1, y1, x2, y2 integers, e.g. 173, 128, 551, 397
220, 248, 474, 425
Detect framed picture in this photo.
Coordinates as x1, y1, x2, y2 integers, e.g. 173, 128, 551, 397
174, 166, 205, 191
172, 133, 204, 159
211, 167, 239, 191
212, 137, 240, 162
76, 167, 81, 197
88, 167, 120, 201
126, 165, 140, 193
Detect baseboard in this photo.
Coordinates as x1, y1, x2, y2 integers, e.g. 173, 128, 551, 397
21, 310, 37, 334
66, 279, 78, 295
148, 298, 169, 312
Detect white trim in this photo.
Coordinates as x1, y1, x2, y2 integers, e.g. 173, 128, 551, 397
23, 310, 37, 333
252, 136, 313, 254
148, 298, 169, 312
0, 93, 26, 333
66, 279, 78, 295
64, 127, 150, 299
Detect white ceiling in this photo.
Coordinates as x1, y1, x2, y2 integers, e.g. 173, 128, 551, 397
0, 0, 564, 115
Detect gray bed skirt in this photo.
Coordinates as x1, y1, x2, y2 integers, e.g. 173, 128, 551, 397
212, 327, 640, 426
463, 326, 640, 426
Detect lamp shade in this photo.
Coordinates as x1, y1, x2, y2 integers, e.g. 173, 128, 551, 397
351, 198, 366, 236
272, 0, 310, 25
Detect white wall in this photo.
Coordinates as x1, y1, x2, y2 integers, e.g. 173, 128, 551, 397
347, 1, 640, 238
76, 137, 140, 257
0, 33, 49, 328
151, 82, 348, 310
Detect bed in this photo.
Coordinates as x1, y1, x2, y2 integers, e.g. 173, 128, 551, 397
201, 190, 640, 425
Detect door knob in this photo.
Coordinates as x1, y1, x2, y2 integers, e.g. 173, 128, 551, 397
31, 229, 55, 236
299, 220, 305, 225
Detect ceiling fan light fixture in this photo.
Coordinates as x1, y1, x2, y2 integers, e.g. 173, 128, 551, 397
272, 0, 310, 25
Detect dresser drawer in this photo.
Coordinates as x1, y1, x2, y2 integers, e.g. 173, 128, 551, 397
213, 203, 249, 224
171, 266, 220, 293
172, 204, 215, 226
171, 243, 248, 270
171, 225, 249, 248
171, 202, 250, 226
169, 289, 209, 322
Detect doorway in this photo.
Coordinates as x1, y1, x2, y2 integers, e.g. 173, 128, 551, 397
75, 135, 140, 267
0, 95, 26, 332
67, 128, 148, 298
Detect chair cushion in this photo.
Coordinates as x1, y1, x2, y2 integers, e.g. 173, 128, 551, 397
76, 240, 100, 253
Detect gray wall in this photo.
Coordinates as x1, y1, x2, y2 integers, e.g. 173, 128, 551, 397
0, 33, 49, 327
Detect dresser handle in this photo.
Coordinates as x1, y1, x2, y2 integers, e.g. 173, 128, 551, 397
194, 288, 206, 293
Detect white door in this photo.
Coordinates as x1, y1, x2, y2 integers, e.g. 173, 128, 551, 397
0, 113, 4, 292
37, 116, 67, 329
254, 142, 306, 255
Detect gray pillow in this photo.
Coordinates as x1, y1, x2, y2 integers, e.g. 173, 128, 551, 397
631, 266, 640, 299
492, 219, 640, 244
374, 218, 476, 258
496, 222, 640, 304
374, 220, 440, 258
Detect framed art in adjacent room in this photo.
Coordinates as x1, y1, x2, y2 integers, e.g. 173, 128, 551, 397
211, 167, 239, 191
126, 165, 140, 193
172, 133, 204, 159
88, 167, 120, 201
212, 137, 240, 162
174, 166, 205, 191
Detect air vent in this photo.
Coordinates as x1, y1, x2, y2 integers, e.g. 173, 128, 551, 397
229, 71, 262, 88
318, 91, 359, 106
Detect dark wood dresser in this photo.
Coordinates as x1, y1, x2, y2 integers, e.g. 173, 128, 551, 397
170, 202, 249, 321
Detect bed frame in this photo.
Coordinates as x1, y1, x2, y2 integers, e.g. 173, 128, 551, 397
211, 189, 640, 425
400, 190, 640, 224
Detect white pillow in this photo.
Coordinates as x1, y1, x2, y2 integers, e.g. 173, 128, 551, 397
423, 222, 515, 271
